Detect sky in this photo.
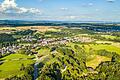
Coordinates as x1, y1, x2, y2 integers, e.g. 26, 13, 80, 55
0, 0, 120, 21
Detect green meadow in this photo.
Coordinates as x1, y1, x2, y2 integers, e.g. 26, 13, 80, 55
0, 54, 35, 79
66, 42, 120, 68
38, 48, 50, 56
101, 35, 117, 39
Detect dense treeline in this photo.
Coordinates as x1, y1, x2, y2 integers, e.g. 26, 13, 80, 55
13, 29, 36, 35
0, 33, 16, 43
45, 28, 94, 38
38, 46, 87, 80
45, 31, 72, 38
82, 62, 120, 80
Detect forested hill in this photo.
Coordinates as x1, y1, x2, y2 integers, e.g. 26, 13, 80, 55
0, 20, 120, 32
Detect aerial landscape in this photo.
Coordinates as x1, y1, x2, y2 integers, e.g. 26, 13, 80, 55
0, 0, 120, 80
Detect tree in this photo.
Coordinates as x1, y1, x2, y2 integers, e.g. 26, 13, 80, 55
20, 64, 25, 71
0, 33, 16, 43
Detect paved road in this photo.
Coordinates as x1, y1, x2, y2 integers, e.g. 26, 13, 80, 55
33, 62, 39, 80
33, 55, 49, 80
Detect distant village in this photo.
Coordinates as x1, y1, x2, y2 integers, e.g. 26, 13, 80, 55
0, 35, 95, 56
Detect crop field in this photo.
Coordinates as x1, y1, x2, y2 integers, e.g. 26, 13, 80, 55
0, 27, 16, 33
0, 27, 16, 30
0, 26, 62, 34
16, 26, 62, 32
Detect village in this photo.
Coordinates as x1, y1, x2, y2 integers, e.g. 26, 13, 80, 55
0, 34, 95, 56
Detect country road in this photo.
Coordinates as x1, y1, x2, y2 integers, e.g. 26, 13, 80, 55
33, 54, 49, 80
33, 62, 39, 80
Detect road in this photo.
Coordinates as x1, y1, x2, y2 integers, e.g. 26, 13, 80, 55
33, 54, 49, 80
33, 62, 39, 80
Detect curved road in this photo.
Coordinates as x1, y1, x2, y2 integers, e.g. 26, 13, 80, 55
33, 62, 39, 80
33, 55, 49, 80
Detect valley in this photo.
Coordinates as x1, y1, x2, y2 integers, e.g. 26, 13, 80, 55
0, 24, 120, 80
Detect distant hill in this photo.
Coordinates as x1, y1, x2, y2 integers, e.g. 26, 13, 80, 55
0, 20, 120, 32
0, 20, 120, 27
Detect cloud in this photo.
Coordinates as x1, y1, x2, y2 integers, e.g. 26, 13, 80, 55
107, 0, 116, 3
60, 8, 68, 11
0, 0, 41, 14
88, 3, 93, 6
95, 9, 99, 11
82, 3, 94, 7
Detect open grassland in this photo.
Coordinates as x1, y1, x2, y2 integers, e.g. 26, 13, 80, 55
67, 42, 120, 54
86, 55, 111, 69
0, 54, 35, 79
96, 40, 120, 48
101, 35, 117, 39
38, 48, 50, 57
0, 60, 34, 78
0, 54, 35, 61
85, 44, 120, 54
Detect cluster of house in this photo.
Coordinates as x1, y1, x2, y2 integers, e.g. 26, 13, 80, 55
37, 36, 95, 46
18, 35, 69, 46
38, 38, 68, 46
0, 45, 22, 55
19, 35, 95, 46
0, 44, 38, 56
0, 35, 95, 56
18, 35, 37, 42
71, 37, 95, 43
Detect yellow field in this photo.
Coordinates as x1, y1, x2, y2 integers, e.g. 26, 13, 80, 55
0, 27, 16, 30
0, 26, 63, 33
0, 27, 16, 33
86, 55, 111, 69
16, 26, 63, 32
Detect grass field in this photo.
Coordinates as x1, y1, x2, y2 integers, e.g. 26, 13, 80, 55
84, 44, 120, 54
96, 41, 120, 48
16, 26, 62, 32
0, 54, 34, 61
38, 48, 50, 56
67, 42, 120, 54
0, 27, 16, 30
0, 54, 35, 79
86, 55, 111, 69
66, 42, 120, 69
0, 27, 16, 33
0, 60, 34, 78
101, 35, 117, 39
0, 26, 62, 34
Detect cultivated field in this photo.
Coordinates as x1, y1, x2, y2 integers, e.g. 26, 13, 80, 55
16, 26, 63, 32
